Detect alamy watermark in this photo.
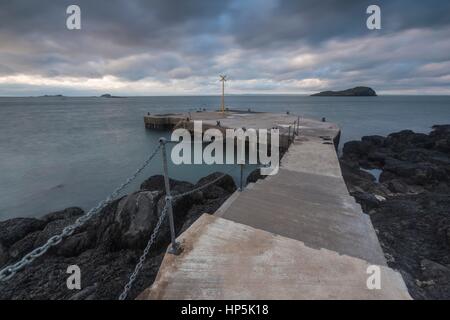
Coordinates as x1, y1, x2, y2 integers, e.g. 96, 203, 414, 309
66, 5, 81, 30
366, 5, 381, 30
170, 121, 280, 175
366, 265, 381, 290
66, 265, 81, 290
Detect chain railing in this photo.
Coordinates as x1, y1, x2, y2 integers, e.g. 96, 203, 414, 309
118, 138, 228, 299
0, 136, 230, 301
0, 144, 161, 282
118, 201, 170, 300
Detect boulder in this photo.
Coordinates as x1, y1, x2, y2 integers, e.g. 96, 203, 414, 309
196, 172, 236, 194
421, 259, 450, 282
140, 175, 193, 194
8, 231, 41, 260
387, 179, 410, 194
362, 135, 386, 147
41, 207, 84, 223
0, 173, 236, 300
0, 218, 46, 247
351, 191, 381, 213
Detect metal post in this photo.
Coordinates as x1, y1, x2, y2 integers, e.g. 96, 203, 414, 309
159, 138, 181, 255
288, 126, 291, 144
292, 122, 296, 140
239, 164, 244, 191
297, 116, 300, 135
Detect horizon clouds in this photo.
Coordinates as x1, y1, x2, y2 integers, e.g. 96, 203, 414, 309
0, 0, 450, 96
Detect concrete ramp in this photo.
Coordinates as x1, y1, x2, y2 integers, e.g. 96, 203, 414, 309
138, 214, 410, 300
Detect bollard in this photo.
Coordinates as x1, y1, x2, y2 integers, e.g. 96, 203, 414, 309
159, 138, 181, 255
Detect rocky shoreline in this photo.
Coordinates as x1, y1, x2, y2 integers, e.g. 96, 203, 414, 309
340, 125, 450, 299
0, 172, 236, 300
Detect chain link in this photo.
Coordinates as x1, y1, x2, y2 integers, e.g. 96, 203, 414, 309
117, 173, 227, 300
172, 173, 227, 200
0, 144, 161, 282
118, 202, 169, 300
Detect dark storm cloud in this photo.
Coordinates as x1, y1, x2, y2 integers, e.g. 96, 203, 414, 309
0, 0, 450, 94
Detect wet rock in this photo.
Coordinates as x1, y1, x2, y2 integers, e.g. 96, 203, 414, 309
196, 171, 236, 194
340, 124, 450, 299
421, 259, 450, 281
0, 172, 235, 300
8, 231, 41, 260
140, 175, 193, 194
0, 218, 46, 247
362, 135, 386, 147
352, 192, 381, 213
41, 207, 84, 223
387, 179, 409, 194
111, 191, 164, 249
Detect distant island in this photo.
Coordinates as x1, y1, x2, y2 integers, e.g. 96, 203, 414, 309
100, 93, 124, 98
311, 86, 377, 97
39, 94, 65, 98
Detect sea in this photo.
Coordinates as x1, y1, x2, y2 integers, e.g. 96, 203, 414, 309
1, 95, 449, 220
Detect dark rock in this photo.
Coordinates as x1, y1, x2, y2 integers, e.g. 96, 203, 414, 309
0, 242, 8, 266
0, 172, 235, 300
385, 130, 433, 151
387, 179, 409, 194
246, 168, 266, 184
106, 190, 167, 249
196, 172, 236, 194
56, 231, 93, 257
33, 215, 81, 249
351, 192, 381, 213
41, 207, 84, 223
340, 124, 450, 299
342, 141, 371, 160
8, 231, 41, 260
0, 218, 46, 247
421, 259, 450, 281
140, 175, 193, 193
362, 135, 386, 147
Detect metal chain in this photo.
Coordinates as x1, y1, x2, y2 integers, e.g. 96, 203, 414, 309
118, 202, 169, 300
117, 173, 227, 299
172, 173, 227, 200
0, 144, 161, 282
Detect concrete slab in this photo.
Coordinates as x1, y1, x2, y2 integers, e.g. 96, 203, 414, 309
281, 136, 342, 178
220, 188, 387, 266
138, 215, 410, 300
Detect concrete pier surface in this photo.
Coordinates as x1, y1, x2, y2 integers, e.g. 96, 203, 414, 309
139, 111, 411, 300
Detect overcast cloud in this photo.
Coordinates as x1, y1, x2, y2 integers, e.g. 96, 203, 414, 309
0, 0, 449, 95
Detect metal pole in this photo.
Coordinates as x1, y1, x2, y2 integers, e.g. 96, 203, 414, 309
221, 80, 225, 114
159, 138, 181, 255
288, 126, 291, 144
292, 122, 296, 140
297, 116, 300, 135
239, 164, 244, 191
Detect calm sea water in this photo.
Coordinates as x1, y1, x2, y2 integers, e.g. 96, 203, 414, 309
1, 95, 449, 220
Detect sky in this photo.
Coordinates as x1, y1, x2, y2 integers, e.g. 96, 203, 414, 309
0, 0, 449, 96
